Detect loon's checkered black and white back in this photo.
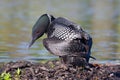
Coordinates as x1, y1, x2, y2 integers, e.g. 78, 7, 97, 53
47, 17, 90, 40
43, 17, 93, 62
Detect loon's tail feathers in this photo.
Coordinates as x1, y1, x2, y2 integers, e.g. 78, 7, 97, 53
90, 56, 96, 60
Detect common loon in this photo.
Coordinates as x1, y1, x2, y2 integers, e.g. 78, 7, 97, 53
29, 14, 95, 66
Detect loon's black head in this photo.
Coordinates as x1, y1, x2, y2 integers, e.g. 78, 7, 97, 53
29, 14, 55, 47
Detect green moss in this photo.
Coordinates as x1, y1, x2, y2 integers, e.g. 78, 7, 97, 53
0, 72, 11, 80
0, 68, 21, 80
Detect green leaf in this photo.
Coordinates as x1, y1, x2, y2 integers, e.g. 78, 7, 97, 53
16, 68, 21, 75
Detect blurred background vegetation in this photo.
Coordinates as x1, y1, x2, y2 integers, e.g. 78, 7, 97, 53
0, 0, 120, 64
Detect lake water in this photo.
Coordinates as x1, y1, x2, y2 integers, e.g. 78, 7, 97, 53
0, 0, 120, 64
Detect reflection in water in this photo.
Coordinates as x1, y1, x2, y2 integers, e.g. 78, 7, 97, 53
0, 0, 120, 63
91, 0, 120, 63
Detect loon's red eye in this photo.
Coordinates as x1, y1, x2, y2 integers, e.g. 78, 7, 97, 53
35, 31, 40, 36
36, 31, 40, 34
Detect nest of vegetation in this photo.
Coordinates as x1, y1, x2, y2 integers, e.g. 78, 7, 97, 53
0, 60, 120, 80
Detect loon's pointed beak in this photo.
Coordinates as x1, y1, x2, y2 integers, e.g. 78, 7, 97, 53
28, 38, 35, 48
28, 36, 37, 48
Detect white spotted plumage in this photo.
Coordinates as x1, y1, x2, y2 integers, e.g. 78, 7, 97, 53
50, 24, 82, 41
